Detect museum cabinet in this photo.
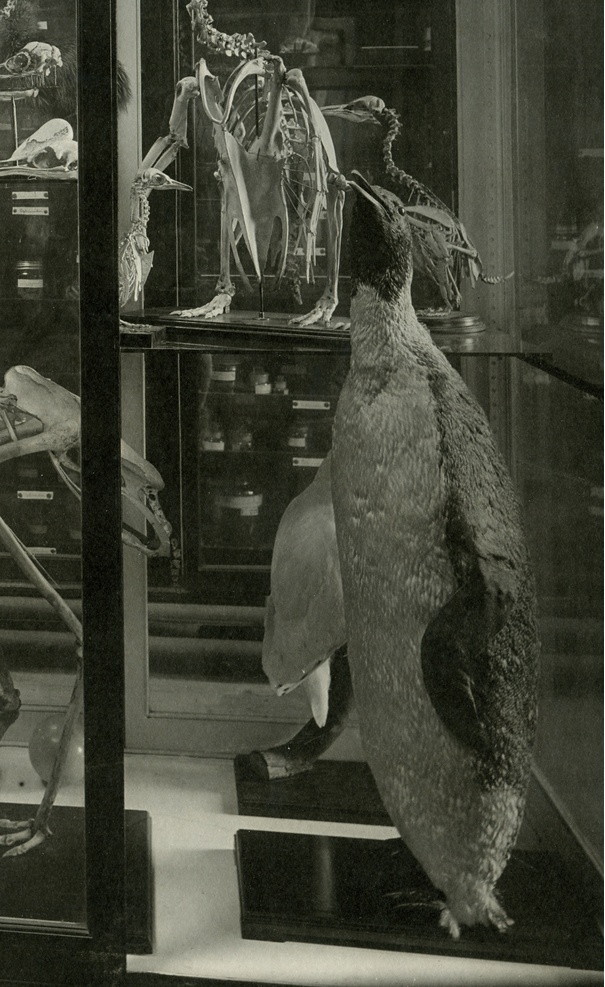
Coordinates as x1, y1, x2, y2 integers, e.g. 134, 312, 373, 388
0, 0, 602, 984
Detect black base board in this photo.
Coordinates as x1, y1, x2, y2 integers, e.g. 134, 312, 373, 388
235, 829, 603, 970
234, 756, 392, 825
0, 804, 152, 954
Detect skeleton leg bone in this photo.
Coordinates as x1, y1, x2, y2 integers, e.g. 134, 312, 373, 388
289, 173, 347, 328
0, 513, 82, 857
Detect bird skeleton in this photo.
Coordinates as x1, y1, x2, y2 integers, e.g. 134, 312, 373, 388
169, 0, 348, 327
323, 97, 513, 310
0, 366, 171, 855
119, 78, 196, 314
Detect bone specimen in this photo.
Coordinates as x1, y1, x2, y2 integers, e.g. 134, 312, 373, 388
324, 97, 512, 310
119, 78, 196, 314
0, 118, 77, 171
0, 366, 171, 855
168, 1, 348, 327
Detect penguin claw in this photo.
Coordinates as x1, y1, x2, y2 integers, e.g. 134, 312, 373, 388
439, 906, 461, 940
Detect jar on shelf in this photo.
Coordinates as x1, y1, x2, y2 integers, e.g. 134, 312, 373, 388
200, 418, 225, 452
15, 259, 44, 299
212, 477, 263, 546
273, 374, 289, 395
249, 366, 272, 395
228, 420, 253, 452
286, 421, 311, 450
210, 358, 237, 392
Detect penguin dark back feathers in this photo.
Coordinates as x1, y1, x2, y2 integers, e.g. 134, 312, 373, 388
349, 171, 413, 304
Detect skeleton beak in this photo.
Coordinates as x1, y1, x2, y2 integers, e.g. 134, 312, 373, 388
321, 101, 383, 125
120, 440, 172, 557
155, 175, 192, 193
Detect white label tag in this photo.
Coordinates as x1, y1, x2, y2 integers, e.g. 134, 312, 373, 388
292, 399, 330, 411
28, 547, 57, 555
211, 369, 236, 381
293, 457, 323, 468
18, 490, 53, 500
255, 382, 271, 394
288, 436, 307, 448
12, 206, 49, 215
217, 493, 263, 515
12, 191, 49, 200
17, 279, 44, 289
202, 440, 225, 451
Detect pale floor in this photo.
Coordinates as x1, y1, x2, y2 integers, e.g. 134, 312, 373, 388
0, 746, 601, 987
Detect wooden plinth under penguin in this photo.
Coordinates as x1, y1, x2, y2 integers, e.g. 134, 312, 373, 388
331, 172, 539, 939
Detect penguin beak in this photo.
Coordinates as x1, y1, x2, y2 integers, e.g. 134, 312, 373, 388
348, 170, 389, 212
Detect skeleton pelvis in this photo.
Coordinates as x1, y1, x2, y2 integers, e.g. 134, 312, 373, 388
218, 129, 288, 278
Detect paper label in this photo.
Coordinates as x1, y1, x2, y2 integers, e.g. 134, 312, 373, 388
255, 382, 271, 394
17, 278, 44, 289
211, 369, 236, 381
217, 493, 263, 516
288, 436, 307, 448
202, 440, 225, 451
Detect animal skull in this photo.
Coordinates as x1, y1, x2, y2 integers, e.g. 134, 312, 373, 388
0, 366, 171, 557
0, 41, 62, 76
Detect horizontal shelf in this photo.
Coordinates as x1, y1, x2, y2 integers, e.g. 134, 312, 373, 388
198, 449, 326, 463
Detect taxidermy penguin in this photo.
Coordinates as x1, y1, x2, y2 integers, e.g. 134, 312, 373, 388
331, 172, 539, 938
263, 452, 346, 728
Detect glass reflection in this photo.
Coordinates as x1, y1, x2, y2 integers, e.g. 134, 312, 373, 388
0, 0, 85, 929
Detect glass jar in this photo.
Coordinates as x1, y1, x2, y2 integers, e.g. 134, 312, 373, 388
15, 259, 44, 299
228, 420, 253, 452
273, 374, 289, 395
210, 359, 237, 392
286, 422, 310, 450
200, 419, 225, 451
212, 478, 263, 546
249, 366, 272, 395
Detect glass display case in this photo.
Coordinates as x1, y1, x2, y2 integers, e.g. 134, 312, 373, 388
0, 1, 127, 984
0, 0, 600, 984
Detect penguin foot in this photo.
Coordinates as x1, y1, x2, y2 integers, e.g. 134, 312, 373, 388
439, 895, 514, 940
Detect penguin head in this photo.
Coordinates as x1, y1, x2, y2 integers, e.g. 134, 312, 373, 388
348, 171, 413, 304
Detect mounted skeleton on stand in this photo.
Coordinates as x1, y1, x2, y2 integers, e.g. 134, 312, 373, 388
162, 0, 349, 328
0, 367, 172, 856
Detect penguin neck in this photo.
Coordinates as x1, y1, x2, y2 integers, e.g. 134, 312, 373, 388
349, 284, 421, 375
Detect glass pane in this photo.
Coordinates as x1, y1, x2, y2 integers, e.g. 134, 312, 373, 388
0, 0, 86, 929
516, 365, 603, 865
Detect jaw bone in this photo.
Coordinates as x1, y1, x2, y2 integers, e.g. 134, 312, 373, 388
0, 366, 171, 556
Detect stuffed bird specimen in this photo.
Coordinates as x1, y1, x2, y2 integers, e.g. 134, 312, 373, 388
331, 172, 539, 938
258, 453, 353, 778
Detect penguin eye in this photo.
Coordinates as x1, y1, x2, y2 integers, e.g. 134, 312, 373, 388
397, 206, 406, 216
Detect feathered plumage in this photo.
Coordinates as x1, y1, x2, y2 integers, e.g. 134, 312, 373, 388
331, 172, 539, 938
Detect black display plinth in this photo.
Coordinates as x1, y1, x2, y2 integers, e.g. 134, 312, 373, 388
235, 829, 602, 970
234, 756, 392, 826
0, 804, 152, 954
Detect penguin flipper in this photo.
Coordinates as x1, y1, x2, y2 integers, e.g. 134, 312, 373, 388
420, 561, 517, 755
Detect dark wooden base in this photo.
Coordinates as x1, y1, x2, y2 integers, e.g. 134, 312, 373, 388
235, 829, 602, 970
234, 756, 391, 826
0, 804, 152, 953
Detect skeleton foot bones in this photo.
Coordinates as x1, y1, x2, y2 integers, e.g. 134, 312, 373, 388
0, 366, 171, 856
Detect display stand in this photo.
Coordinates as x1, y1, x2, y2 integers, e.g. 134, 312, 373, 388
235, 828, 602, 970
0, 805, 153, 953
234, 756, 391, 826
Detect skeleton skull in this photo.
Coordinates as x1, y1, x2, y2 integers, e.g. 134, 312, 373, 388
0, 366, 171, 557
0, 41, 62, 76
30, 138, 78, 171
